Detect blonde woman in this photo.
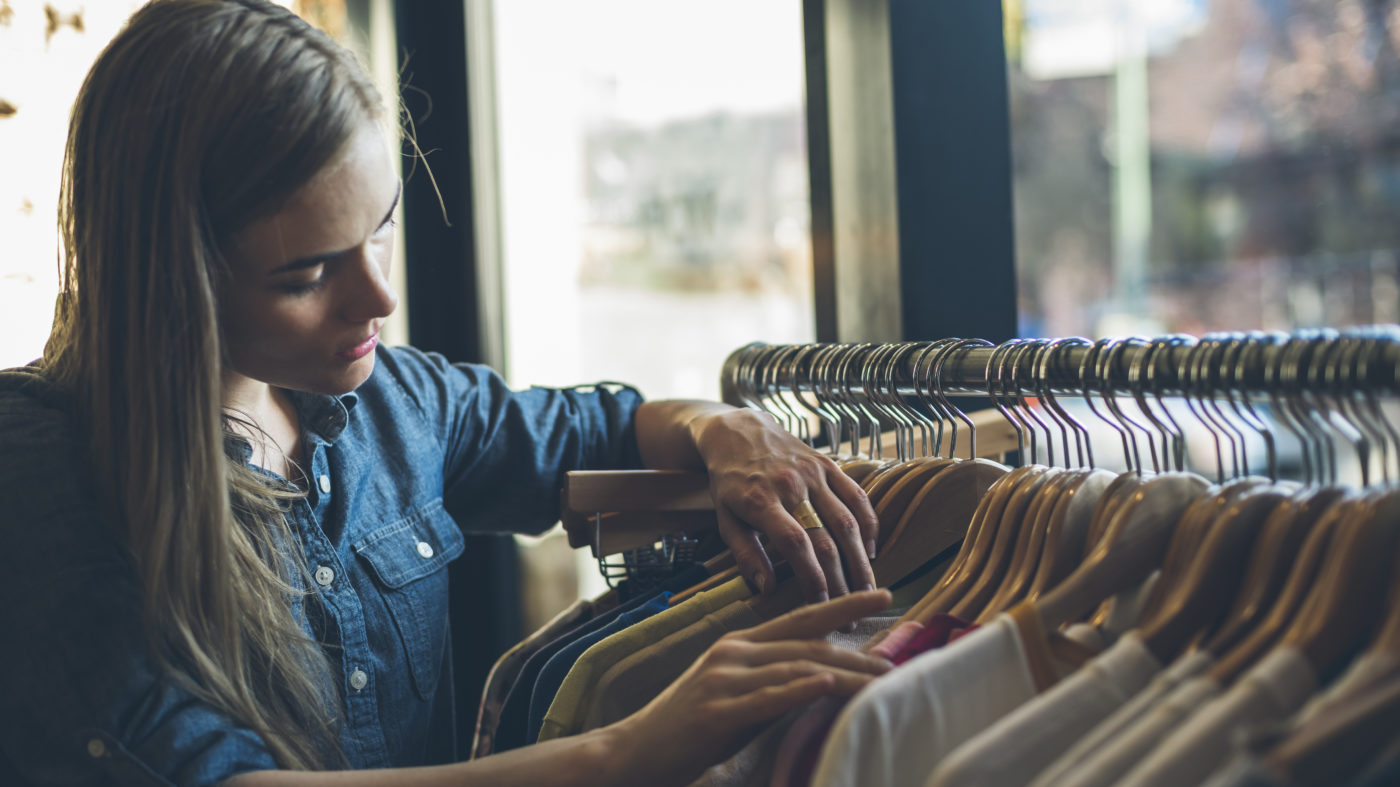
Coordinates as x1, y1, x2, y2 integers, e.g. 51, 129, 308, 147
0, 1, 890, 784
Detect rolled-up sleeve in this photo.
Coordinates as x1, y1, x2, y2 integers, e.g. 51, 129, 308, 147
372, 346, 645, 535
0, 376, 280, 786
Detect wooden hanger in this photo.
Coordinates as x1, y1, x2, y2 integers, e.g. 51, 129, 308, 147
929, 459, 1052, 618
1281, 489, 1400, 682
1203, 486, 1346, 657
976, 468, 1083, 622
1137, 486, 1289, 665
871, 459, 957, 549
875, 460, 1008, 589
1032, 472, 1211, 633
863, 458, 930, 509
1365, 536, 1400, 657
1129, 480, 1258, 627
948, 467, 1062, 620
1263, 670, 1400, 787
1024, 468, 1117, 603
859, 460, 902, 493
1207, 492, 1359, 684
743, 458, 1004, 621
837, 457, 887, 485
892, 464, 1035, 626
884, 459, 1009, 556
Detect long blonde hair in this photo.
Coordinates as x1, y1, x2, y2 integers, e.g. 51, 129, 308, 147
45, 0, 383, 769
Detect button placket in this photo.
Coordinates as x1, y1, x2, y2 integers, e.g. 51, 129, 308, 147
289, 498, 391, 763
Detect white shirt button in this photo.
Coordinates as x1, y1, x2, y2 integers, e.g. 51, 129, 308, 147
416, 541, 435, 559
317, 475, 331, 494
350, 669, 368, 691
86, 738, 106, 758
314, 566, 334, 586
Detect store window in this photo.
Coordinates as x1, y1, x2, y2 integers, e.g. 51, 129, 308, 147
492, 0, 814, 401
1005, 0, 1400, 481
1007, 0, 1400, 339
0, 0, 398, 370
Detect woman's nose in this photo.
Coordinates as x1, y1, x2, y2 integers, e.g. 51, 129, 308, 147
342, 245, 398, 322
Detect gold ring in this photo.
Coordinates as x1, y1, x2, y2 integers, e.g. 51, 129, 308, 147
792, 499, 825, 531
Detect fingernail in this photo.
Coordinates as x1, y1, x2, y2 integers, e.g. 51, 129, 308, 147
859, 583, 874, 593
866, 539, 877, 559
752, 572, 767, 595
815, 592, 829, 604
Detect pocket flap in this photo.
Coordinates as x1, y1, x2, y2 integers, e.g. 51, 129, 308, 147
353, 500, 465, 588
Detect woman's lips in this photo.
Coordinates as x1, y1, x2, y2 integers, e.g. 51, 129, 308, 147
338, 330, 379, 361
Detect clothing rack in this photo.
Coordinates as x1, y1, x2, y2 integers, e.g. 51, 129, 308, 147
720, 330, 1400, 403
565, 328, 1400, 583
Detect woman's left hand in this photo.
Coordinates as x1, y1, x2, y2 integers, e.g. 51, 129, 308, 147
690, 408, 878, 603
635, 401, 879, 604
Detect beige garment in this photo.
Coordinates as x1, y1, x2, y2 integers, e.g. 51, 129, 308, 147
584, 600, 764, 730
1029, 647, 1214, 787
1119, 647, 1317, 786
537, 576, 752, 741
926, 632, 1163, 787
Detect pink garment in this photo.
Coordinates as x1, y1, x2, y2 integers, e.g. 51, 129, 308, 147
891, 614, 980, 665
770, 615, 977, 787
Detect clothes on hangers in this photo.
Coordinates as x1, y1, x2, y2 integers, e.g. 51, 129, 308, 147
688, 613, 918, 784
488, 561, 710, 754
809, 601, 1119, 787
525, 593, 673, 743
767, 617, 969, 787
1119, 647, 1318, 786
925, 632, 1164, 787
582, 596, 764, 730
471, 597, 593, 758
537, 575, 753, 742
1026, 647, 1216, 787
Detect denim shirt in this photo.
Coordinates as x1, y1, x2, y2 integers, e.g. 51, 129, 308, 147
0, 345, 643, 786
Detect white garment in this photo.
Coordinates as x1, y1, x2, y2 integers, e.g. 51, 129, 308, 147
1294, 650, 1398, 725
1120, 647, 1317, 786
809, 615, 1038, 787
1052, 671, 1223, 787
925, 633, 1162, 787
1029, 648, 1213, 787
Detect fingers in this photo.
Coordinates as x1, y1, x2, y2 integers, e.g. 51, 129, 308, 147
715, 660, 886, 698
827, 466, 881, 559
744, 502, 829, 604
744, 589, 893, 643
725, 639, 894, 676
804, 521, 851, 603
717, 507, 777, 596
710, 672, 843, 729
811, 485, 876, 593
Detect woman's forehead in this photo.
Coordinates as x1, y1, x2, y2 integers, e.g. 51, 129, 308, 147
231, 122, 396, 272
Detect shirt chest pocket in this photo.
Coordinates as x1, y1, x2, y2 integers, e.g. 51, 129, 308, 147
353, 500, 465, 700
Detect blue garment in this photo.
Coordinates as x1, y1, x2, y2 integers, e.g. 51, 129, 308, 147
0, 345, 643, 786
491, 562, 709, 754
526, 593, 672, 745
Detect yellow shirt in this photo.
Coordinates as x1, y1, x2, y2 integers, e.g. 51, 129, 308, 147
536, 576, 753, 741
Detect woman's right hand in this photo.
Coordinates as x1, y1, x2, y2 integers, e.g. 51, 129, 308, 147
601, 589, 894, 786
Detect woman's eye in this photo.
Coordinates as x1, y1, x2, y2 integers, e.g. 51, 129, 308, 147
279, 278, 324, 297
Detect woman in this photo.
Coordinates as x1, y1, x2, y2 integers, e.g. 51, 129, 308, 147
0, 1, 892, 784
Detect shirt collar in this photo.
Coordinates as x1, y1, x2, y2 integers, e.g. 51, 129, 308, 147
289, 389, 359, 446
223, 390, 360, 466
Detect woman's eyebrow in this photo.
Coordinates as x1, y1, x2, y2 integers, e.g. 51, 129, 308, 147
268, 180, 403, 275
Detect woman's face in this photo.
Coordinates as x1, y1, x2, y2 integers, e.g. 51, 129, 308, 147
221, 119, 400, 397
